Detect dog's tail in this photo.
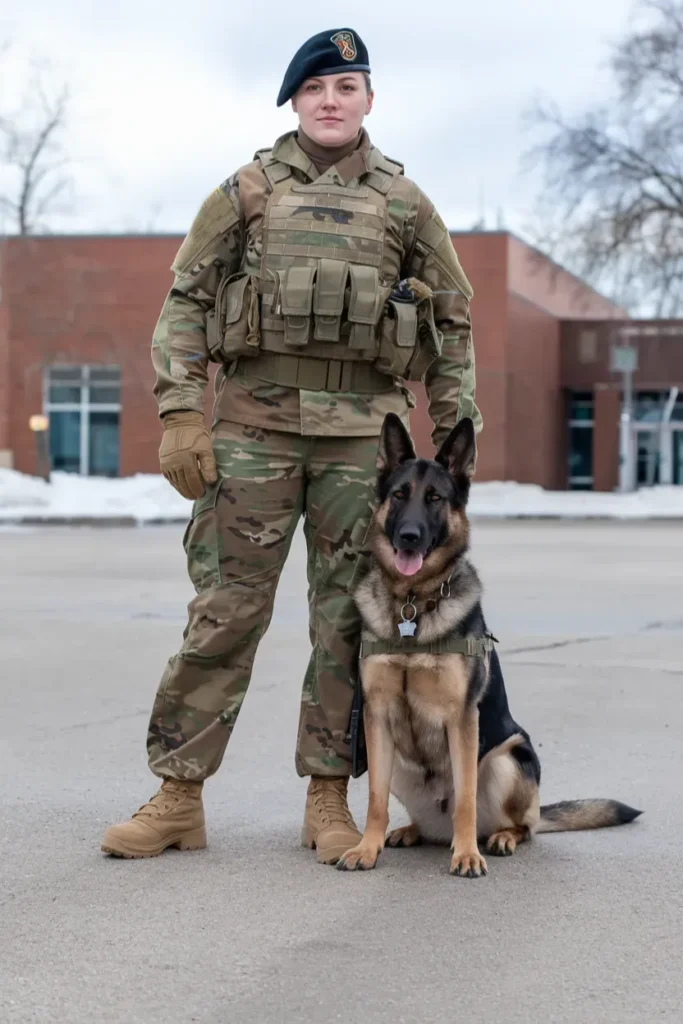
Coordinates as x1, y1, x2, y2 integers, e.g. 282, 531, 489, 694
536, 799, 642, 833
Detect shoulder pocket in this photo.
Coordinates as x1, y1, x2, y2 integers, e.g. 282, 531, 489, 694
172, 188, 240, 276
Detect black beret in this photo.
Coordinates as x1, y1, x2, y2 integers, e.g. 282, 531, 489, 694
277, 28, 371, 107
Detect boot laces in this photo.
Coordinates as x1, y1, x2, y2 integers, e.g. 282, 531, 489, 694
132, 780, 193, 820
312, 780, 355, 827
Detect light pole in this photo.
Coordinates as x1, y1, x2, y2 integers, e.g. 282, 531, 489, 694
610, 344, 638, 493
29, 414, 51, 482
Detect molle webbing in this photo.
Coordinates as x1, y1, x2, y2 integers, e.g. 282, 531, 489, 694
360, 635, 496, 658
233, 352, 394, 393
257, 152, 403, 363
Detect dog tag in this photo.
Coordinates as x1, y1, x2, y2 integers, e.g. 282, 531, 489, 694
398, 620, 417, 638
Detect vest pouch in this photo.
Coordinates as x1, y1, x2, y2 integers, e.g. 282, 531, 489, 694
347, 264, 380, 354
281, 264, 316, 347
375, 298, 418, 377
375, 279, 443, 380
205, 272, 229, 362
313, 258, 348, 342
207, 272, 261, 362
405, 297, 443, 381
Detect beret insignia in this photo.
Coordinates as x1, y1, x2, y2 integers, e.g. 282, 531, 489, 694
330, 31, 357, 62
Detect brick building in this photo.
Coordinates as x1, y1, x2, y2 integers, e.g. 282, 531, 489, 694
2, 230, 676, 490
562, 320, 683, 490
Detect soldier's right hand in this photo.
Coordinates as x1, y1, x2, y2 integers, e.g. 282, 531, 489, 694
159, 411, 218, 501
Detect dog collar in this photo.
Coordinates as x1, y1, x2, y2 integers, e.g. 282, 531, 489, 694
396, 570, 457, 638
361, 567, 497, 657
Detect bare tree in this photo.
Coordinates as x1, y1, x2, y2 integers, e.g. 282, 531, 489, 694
524, 0, 683, 316
0, 49, 72, 235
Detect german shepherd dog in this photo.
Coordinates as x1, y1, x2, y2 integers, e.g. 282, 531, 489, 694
339, 413, 641, 877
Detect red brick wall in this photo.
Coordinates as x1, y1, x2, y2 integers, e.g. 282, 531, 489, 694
504, 241, 623, 488
3, 232, 630, 487
562, 320, 683, 389
0, 240, 11, 463
6, 236, 179, 475
506, 293, 564, 489
447, 233, 509, 480
593, 387, 620, 492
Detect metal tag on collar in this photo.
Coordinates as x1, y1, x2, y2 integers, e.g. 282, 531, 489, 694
398, 596, 417, 638
440, 571, 455, 600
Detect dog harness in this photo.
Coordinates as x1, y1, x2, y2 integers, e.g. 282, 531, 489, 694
359, 582, 497, 658
359, 633, 496, 658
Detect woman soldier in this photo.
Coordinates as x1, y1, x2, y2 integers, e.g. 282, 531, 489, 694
102, 27, 482, 864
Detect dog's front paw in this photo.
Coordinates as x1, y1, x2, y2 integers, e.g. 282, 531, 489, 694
449, 849, 487, 878
337, 842, 382, 872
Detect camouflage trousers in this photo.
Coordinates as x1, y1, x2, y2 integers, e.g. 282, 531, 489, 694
147, 420, 380, 781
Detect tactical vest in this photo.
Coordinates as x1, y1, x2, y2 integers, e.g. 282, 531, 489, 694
209, 142, 443, 391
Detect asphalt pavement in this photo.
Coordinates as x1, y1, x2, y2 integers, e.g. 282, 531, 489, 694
1, 520, 682, 1023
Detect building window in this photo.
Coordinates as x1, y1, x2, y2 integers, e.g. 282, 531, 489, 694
635, 430, 660, 487
568, 391, 594, 490
578, 329, 597, 364
632, 389, 683, 487
44, 366, 121, 477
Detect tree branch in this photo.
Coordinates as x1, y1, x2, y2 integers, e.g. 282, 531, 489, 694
0, 57, 73, 234
523, 0, 683, 315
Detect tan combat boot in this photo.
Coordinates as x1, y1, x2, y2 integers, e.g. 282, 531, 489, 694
301, 776, 362, 865
101, 778, 206, 858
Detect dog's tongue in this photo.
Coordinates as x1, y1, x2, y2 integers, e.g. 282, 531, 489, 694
395, 551, 424, 576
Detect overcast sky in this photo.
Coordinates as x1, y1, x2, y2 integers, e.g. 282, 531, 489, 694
1, 0, 636, 238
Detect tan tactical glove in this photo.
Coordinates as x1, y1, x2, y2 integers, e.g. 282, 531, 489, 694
159, 411, 217, 500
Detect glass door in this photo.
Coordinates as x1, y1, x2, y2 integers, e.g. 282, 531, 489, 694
48, 410, 82, 473
635, 427, 660, 487
673, 429, 683, 485
89, 412, 120, 477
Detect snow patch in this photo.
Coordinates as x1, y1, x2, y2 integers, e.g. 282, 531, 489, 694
0, 469, 192, 522
1, 468, 683, 522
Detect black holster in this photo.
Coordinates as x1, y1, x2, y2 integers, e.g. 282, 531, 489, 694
349, 661, 367, 778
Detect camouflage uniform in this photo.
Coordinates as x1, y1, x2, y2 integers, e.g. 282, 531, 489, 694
148, 129, 481, 781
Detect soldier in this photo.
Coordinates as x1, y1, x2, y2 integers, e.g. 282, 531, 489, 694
101, 27, 482, 863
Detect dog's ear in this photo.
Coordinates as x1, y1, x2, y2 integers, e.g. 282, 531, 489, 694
377, 413, 416, 483
435, 418, 476, 482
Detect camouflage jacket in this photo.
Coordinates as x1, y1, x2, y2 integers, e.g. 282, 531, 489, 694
151, 130, 482, 447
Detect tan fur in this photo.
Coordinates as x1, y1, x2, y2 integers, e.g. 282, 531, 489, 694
338, 641, 487, 875
386, 823, 421, 848
486, 827, 527, 856
448, 705, 486, 877
345, 425, 641, 874
344, 489, 538, 874
405, 277, 433, 303
338, 485, 497, 875
536, 800, 627, 833
476, 737, 524, 838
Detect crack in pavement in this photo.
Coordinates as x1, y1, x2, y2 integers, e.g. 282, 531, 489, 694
1, 709, 150, 748
19, 710, 150, 736
503, 658, 683, 675
59, 710, 149, 732
505, 615, 683, 657
505, 636, 610, 655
